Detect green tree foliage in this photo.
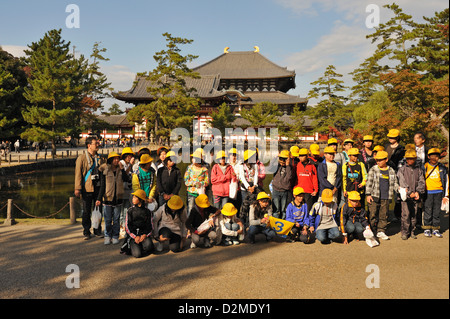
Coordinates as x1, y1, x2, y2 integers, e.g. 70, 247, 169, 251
128, 33, 201, 145
353, 91, 391, 133
0, 47, 28, 138
240, 101, 282, 128
21, 30, 111, 153
207, 102, 236, 138
307, 65, 351, 133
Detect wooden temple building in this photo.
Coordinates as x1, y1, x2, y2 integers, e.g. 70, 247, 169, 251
114, 47, 309, 140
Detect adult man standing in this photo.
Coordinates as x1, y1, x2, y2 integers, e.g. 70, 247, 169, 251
74, 136, 105, 240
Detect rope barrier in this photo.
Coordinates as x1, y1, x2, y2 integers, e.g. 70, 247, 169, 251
11, 201, 70, 219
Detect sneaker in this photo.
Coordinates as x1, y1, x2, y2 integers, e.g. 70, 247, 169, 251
376, 232, 389, 240
401, 235, 408, 240
433, 230, 443, 238
222, 240, 232, 246
112, 238, 119, 245
233, 240, 240, 245
104, 237, 111, 245
190, 241, 197, 249
410, 234, 417, 239
83, 234, 91, 240
424, 230, 432, 237
204, 238, 211, 248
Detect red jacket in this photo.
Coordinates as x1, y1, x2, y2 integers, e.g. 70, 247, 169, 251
211, 164, 237, 197
296, 160, 319, 194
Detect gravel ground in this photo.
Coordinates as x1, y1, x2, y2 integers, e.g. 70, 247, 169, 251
0, 215, 448, 300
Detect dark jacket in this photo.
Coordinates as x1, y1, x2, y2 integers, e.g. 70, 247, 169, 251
125, 205, 153, 239
272, 163, 293, 192
385, 144, 405, 172
156, 165, 182, 196
185, 205, 218, 233
339, 203, 369, 234
317, 161, 342, 194
397, 163, 426, 199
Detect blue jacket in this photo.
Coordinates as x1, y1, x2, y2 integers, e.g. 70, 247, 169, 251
317, 161, 342, 194
309, 201, 339, 231
285, 201, 311, 227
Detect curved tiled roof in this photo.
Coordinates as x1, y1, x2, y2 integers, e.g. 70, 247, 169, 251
114, 74, 227, 101
193, 51, 295, 79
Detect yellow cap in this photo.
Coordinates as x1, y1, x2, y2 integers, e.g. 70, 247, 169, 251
290, 146, 300, 157
387, 129, 400, 138
121, 147, 134, 156
139, 154, 153, 164
428, 148, 441, 156
343, 138, 355, 145
298, 148, 309, 156
374, 151, 388, 160
293, 187, 305, 196
167, 195, 184, 211
192, 148, 203, 159
244, 149, 257, 161
328, 138, 338, 145
221, 202, 238, 216
373, 145, 385, 152
279, 150, 290, 158
195, 194, 211, 208
256, 192, 271, 201
107, 152, 120, 160
166, 150, 177, 158
131, 189, 147, 201
216, 150, 226, 160
348, 148, 359, 156
321, 189, 334, 203
348, 191, 361, 201
363, 135, 373, 141
404, 150, 417, 158
323, 146, 336, 154
228, 148, 237, 154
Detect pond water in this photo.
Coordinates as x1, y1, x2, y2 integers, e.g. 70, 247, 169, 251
0, 163, 273, 219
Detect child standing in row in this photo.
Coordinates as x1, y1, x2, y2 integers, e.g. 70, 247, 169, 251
285, 187, 313, 244
397, 150, 425, 240
423, 148, 448, 238
366, 151, 399, 241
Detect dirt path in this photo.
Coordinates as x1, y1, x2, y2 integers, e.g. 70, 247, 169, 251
0, 215, 448, 300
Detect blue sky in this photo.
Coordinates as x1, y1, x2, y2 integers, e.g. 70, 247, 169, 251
1, 0, 448, 111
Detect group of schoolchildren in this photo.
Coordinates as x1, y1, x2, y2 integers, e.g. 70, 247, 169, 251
86, 129, 449, 258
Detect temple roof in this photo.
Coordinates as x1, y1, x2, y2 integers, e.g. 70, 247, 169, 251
240, 91, 307, 105
114, 74, 227, 101
193, 51, 295, 79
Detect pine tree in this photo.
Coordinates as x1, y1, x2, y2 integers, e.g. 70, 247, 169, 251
130, 33, 201, 145
0, 47, 28, 138
307, 65, 350, 133
240, 101, 282, 128
207, 102, 236, 138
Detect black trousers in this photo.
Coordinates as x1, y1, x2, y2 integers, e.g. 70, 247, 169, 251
423, 192, 443, 230
81, 189, 102, 236
130, 237, 154, 258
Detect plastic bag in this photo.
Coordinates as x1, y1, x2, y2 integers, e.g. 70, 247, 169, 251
147, 201, 158, 213
363, 228, 379, 247
91, 206, 102, 229
229, 180, 238, 199
399, 187, 407, 201
197, 218, 212, 233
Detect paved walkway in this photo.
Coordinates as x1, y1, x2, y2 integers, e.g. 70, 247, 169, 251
0, 216, 448, 300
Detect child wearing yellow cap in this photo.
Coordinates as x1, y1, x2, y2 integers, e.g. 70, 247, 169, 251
366, 151, 399, 241
397, 150, 425, 240
218, 203, 244, 245
340, 191, 371, 244
423, 149, 448, 238
285, 187, 313, 243
247, 192, 276, 244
